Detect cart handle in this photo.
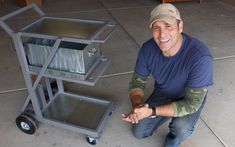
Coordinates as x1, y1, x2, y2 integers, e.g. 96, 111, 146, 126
0, 4, 45, 37
92, 24, 117, 43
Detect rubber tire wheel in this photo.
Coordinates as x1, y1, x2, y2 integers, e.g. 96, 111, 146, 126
16, 114, 37, 135
86, 136, 98, 145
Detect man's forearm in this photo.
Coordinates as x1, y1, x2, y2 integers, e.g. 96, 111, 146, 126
129, 73, 147, 93
155, 103, 174, 117
129, 74, 207, 118
172, 87, 207, 117
129, 73, 148, 108
130, 90, 145, 108
153, 87, 207, 117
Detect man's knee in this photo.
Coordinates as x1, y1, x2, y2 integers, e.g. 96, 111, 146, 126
132, 129, 152, 139
169, 120, 195, 140
132, 125, 152, 139
175, 126, 193, 139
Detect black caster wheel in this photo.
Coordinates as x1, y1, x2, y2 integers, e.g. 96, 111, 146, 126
16, 113, 37, 135
86, 136, 98, 145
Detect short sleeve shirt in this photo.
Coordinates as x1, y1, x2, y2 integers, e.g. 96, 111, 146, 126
134, 33, 213, 99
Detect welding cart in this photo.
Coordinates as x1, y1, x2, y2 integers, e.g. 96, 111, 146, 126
0, 4, 116, 145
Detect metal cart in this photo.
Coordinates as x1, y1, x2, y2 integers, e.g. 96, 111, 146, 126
0, 4, 116, 145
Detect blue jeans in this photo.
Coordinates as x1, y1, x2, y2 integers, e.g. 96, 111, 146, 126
132, 97, 206, 147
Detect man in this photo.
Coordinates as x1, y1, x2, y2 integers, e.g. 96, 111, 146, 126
122, 3, 213, 147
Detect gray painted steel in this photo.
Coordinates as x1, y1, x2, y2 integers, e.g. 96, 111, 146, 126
0, 4, 115, 140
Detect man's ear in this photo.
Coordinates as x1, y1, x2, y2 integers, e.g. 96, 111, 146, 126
179, 21, 183, 33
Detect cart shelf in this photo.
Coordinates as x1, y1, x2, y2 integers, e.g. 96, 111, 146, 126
42, 92, 113, 132
28, 56, 110, 86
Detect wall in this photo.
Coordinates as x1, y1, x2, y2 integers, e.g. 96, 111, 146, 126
219, 0, 235, 6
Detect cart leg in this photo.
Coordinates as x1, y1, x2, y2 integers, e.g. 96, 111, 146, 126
21, 95, 31, 112
45, 77, 54, 100
56, 79, 64, 93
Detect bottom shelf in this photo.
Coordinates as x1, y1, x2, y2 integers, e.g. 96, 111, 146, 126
42, 92, 113, 132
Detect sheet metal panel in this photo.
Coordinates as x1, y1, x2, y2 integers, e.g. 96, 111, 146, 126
23, 18, 105, 39
42, 93, 110, 131
26, 38, 101, 74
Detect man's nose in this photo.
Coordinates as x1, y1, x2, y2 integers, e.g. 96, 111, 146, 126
159, 28, 166, 38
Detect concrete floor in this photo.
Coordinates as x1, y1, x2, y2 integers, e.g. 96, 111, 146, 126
0, 0, 235, 146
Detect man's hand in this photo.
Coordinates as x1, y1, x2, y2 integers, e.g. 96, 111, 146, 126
122, 104, 152, 124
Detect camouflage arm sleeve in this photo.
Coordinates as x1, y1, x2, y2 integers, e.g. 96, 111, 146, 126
172, 87, 208, 117
129, 73, 148, 95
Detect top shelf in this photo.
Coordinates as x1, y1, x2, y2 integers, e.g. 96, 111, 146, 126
0, 4, 116, 44
21, 17, 107, 41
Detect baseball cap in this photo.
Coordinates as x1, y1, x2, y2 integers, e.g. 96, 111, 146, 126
149, 3, 181, 28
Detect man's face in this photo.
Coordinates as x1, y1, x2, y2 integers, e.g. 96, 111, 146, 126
151, 20, 183, 56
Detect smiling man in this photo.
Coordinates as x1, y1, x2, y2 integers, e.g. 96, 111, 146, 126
122, 3, 213, 147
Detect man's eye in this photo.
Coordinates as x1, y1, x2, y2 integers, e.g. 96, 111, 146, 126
153, 28, 159, 31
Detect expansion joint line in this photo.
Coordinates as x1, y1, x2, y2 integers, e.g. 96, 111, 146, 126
200, 116, 228, 147
97, 0, 141, 49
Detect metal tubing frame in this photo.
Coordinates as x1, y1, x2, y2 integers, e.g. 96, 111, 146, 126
31, 39, 62, 91
44, 78, 54, 101
0, 4, 44, 38
37, 84, 47, 109
20, 16, 109, 41
92, 24, 117, 43
1, 4, 115, 139
28, 57, 111, 86
19, 16, 117, 44
13, 31, 112, 138
56, 79, 64, 93
13, 33, 43, 120
13, 33, 62, 120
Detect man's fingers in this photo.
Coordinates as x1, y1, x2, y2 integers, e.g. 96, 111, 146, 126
121, 114, 131, 122
130, 113, 139, 124
121, 113, 127, 118
121, 113, 139, 124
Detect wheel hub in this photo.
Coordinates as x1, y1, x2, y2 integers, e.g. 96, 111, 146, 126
20, 122, 30, 130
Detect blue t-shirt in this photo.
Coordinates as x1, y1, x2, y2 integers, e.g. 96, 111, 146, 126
134, 33, 213, 99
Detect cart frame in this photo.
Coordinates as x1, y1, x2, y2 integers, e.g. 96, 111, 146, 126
0, 4, 116, 144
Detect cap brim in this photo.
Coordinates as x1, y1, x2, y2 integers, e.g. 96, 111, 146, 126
150, 15, 177, 28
